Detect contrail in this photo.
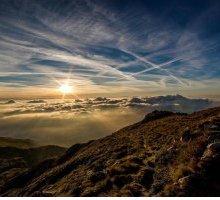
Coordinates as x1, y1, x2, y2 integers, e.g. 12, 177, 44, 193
116, 49, 186, 85
95, 60, 138, 77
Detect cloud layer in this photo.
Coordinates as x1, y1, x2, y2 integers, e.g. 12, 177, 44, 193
0, 95, 215, 146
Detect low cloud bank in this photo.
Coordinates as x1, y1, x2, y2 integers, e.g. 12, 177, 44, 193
27, 100, 47, 104
2, 94, 213, 116
0, 95, 214, 147
0, 109, 142, 147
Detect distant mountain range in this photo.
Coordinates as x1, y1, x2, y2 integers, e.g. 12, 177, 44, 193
0, 107, 220, 196
128, 94, 213, 113
130, 94, 209, 105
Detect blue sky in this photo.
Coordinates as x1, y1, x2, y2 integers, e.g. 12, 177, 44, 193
0, 0, 220, 98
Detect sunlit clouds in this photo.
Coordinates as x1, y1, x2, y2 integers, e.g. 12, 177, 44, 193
0, 95, 214, 146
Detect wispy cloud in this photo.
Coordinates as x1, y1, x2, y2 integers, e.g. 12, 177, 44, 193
0, 0, 220, 97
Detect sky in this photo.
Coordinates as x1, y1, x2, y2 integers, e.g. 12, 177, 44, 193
0, 0, 220, 99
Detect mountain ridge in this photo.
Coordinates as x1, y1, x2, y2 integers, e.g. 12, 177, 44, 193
1, 107, 220, 196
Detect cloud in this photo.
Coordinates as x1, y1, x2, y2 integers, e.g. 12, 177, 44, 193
0, 95, 214, 147
27, 100, 47, 103
0, 105, 143, 147
1, 95, 214, 117
5, 99, 16, 104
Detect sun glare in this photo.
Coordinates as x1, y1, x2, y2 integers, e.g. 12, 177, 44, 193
59, 84, 73, 94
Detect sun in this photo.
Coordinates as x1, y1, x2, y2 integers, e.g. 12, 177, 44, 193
59, 84, 73, 94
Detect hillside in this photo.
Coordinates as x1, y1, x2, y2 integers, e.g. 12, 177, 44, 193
0, 138, 66, 190
1, 107, 220, 196
0, 137, 35, 149
0, 145, 66, 167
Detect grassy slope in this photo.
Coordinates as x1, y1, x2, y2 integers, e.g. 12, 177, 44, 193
1, 107, 220, 196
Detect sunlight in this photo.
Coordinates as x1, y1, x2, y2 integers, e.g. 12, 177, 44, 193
59, 84, 73, 94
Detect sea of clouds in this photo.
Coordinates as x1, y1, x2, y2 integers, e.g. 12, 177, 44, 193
0, 95, 216, 147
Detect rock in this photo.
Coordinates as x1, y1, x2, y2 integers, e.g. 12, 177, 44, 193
200, 142, 220, 164
204, 142, 220, 170
178, 175, 192, 189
